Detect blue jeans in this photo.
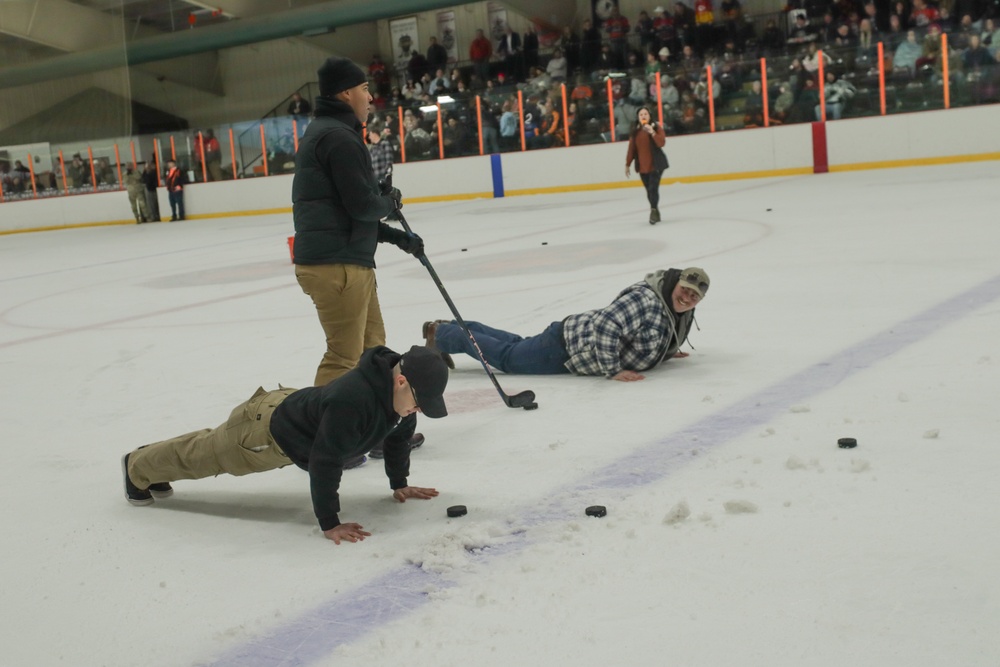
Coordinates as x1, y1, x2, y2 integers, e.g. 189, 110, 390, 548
168, 190, 185, 220
434, 321, 571, 375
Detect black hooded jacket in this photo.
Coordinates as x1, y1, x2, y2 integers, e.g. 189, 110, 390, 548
291, 96, 409, 266
269, 346, 416, 530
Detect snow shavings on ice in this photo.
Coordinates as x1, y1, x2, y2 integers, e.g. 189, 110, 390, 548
723, 500, 759, 514
406, 523, 513, 575
662, 501, 691, 525
789, 405, 811, 413
923, 429, 940, 439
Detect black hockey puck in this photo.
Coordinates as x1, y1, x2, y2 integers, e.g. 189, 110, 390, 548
523, 402, 539, 410
447, 505, 467, 518
461, 248, 468, 252
542, 242, 548, 245
585, 505, 607, 518
837, 437, 858, 449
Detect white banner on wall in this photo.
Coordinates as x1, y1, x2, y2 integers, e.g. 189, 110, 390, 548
437, 10, 457, 63
389, 16, 419, 71
487, 2, 508, 41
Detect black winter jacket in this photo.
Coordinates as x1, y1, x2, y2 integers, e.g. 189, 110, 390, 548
291, 97, 407, 266
269, 346, 417, 530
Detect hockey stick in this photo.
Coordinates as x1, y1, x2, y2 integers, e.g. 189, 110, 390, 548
383, 176, 537, 410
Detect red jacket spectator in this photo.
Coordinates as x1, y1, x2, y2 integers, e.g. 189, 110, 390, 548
470, 33, 492, 61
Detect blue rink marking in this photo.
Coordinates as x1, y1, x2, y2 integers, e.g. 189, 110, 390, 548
206, 272, 1000, 667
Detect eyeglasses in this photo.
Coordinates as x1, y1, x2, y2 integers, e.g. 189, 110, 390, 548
409, 384, 420, 410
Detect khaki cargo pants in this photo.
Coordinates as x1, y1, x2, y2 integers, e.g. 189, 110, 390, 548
126, 387, 297, 489
295, 263, 385, 387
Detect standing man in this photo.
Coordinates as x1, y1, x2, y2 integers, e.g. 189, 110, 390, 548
293, 57, 426, 465
469, 29, 493, 85
141, 162, 160, 222
164, 160, 186, 221
121, 345, 450, 545
124, 163, 148, 223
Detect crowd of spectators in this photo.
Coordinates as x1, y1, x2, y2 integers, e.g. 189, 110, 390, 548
345, 0, 1000, 161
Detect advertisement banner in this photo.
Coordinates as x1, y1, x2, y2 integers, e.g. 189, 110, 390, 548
487, 1, 508, 41
591, 0, 620, 29
389, 16, 419, 71
436, 10, 457, 63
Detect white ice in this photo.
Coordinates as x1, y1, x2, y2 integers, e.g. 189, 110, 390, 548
2, 162, 999, 667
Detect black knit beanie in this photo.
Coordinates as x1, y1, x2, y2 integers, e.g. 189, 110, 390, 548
317, 57, 367, 98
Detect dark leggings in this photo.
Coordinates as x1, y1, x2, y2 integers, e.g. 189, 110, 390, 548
639, 170, 662, 209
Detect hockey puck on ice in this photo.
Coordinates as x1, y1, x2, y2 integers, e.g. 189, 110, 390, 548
523, 402, 539, 410
837, 437, 858, 449
585, 505, 607, 518
542, 242, 548, 245
447, 505, 468, 518
461, 248, 468, 252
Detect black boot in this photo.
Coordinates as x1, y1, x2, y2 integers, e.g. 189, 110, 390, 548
649, 208, 660, 225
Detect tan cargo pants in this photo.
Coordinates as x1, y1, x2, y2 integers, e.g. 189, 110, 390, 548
126, 387, 297, 489
295, 263, 386, 386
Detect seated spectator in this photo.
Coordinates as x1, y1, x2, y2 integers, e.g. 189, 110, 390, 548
12, 160, 30, 193
628, 73, 649, 105
547, 48, 568, 81
402, 112, 434, 158
803, 41, 832, 74
773, 83, 795, 123
788, 12, 817, 45
909, 0, 940, 29
832, 22, 858, 50
571, 75, 594, 100
817, 70, 855, 119
534, 98, 562, 148
982, 19, 1000, 52
442, 115, 472, 157
657, 46, 672, 68
660, 75, 680, 109
761, 19, 785, 55
963, 33, 995, 70
499, 99, 519, 148
402, 79, 423, 101
743, 79, 765, 126
428, 68, 450, 96
894, 30, 923, 73
857, 19, 879, 62
645, 51, 662, 84
818, 11, 839, 45
916, 23, 943, 70
883, 14, 906, 54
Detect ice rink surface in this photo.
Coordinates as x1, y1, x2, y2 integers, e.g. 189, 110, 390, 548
2, 162, 999, 666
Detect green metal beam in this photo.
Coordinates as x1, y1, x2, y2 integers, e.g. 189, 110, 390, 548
0, 0, 459, 90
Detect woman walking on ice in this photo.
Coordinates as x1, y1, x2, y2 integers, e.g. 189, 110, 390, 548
625, 106, 668, 225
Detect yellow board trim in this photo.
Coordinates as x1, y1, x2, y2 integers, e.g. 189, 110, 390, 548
5, 151, 999, 235
827, 151, 1000, 173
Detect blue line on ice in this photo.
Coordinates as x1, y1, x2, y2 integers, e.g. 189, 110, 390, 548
206, 271, 1000, 667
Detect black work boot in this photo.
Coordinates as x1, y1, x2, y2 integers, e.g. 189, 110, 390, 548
121, 453, 153, 506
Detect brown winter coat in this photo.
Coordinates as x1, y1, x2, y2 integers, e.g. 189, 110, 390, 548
625, 124, 666, 174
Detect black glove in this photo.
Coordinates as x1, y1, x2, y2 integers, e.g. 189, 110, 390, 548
397, 232, 424, 257
380, 181, 403, 210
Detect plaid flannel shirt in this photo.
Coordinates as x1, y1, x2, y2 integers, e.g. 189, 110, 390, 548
562, 283, 673, 377
368, 140, 395, 182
